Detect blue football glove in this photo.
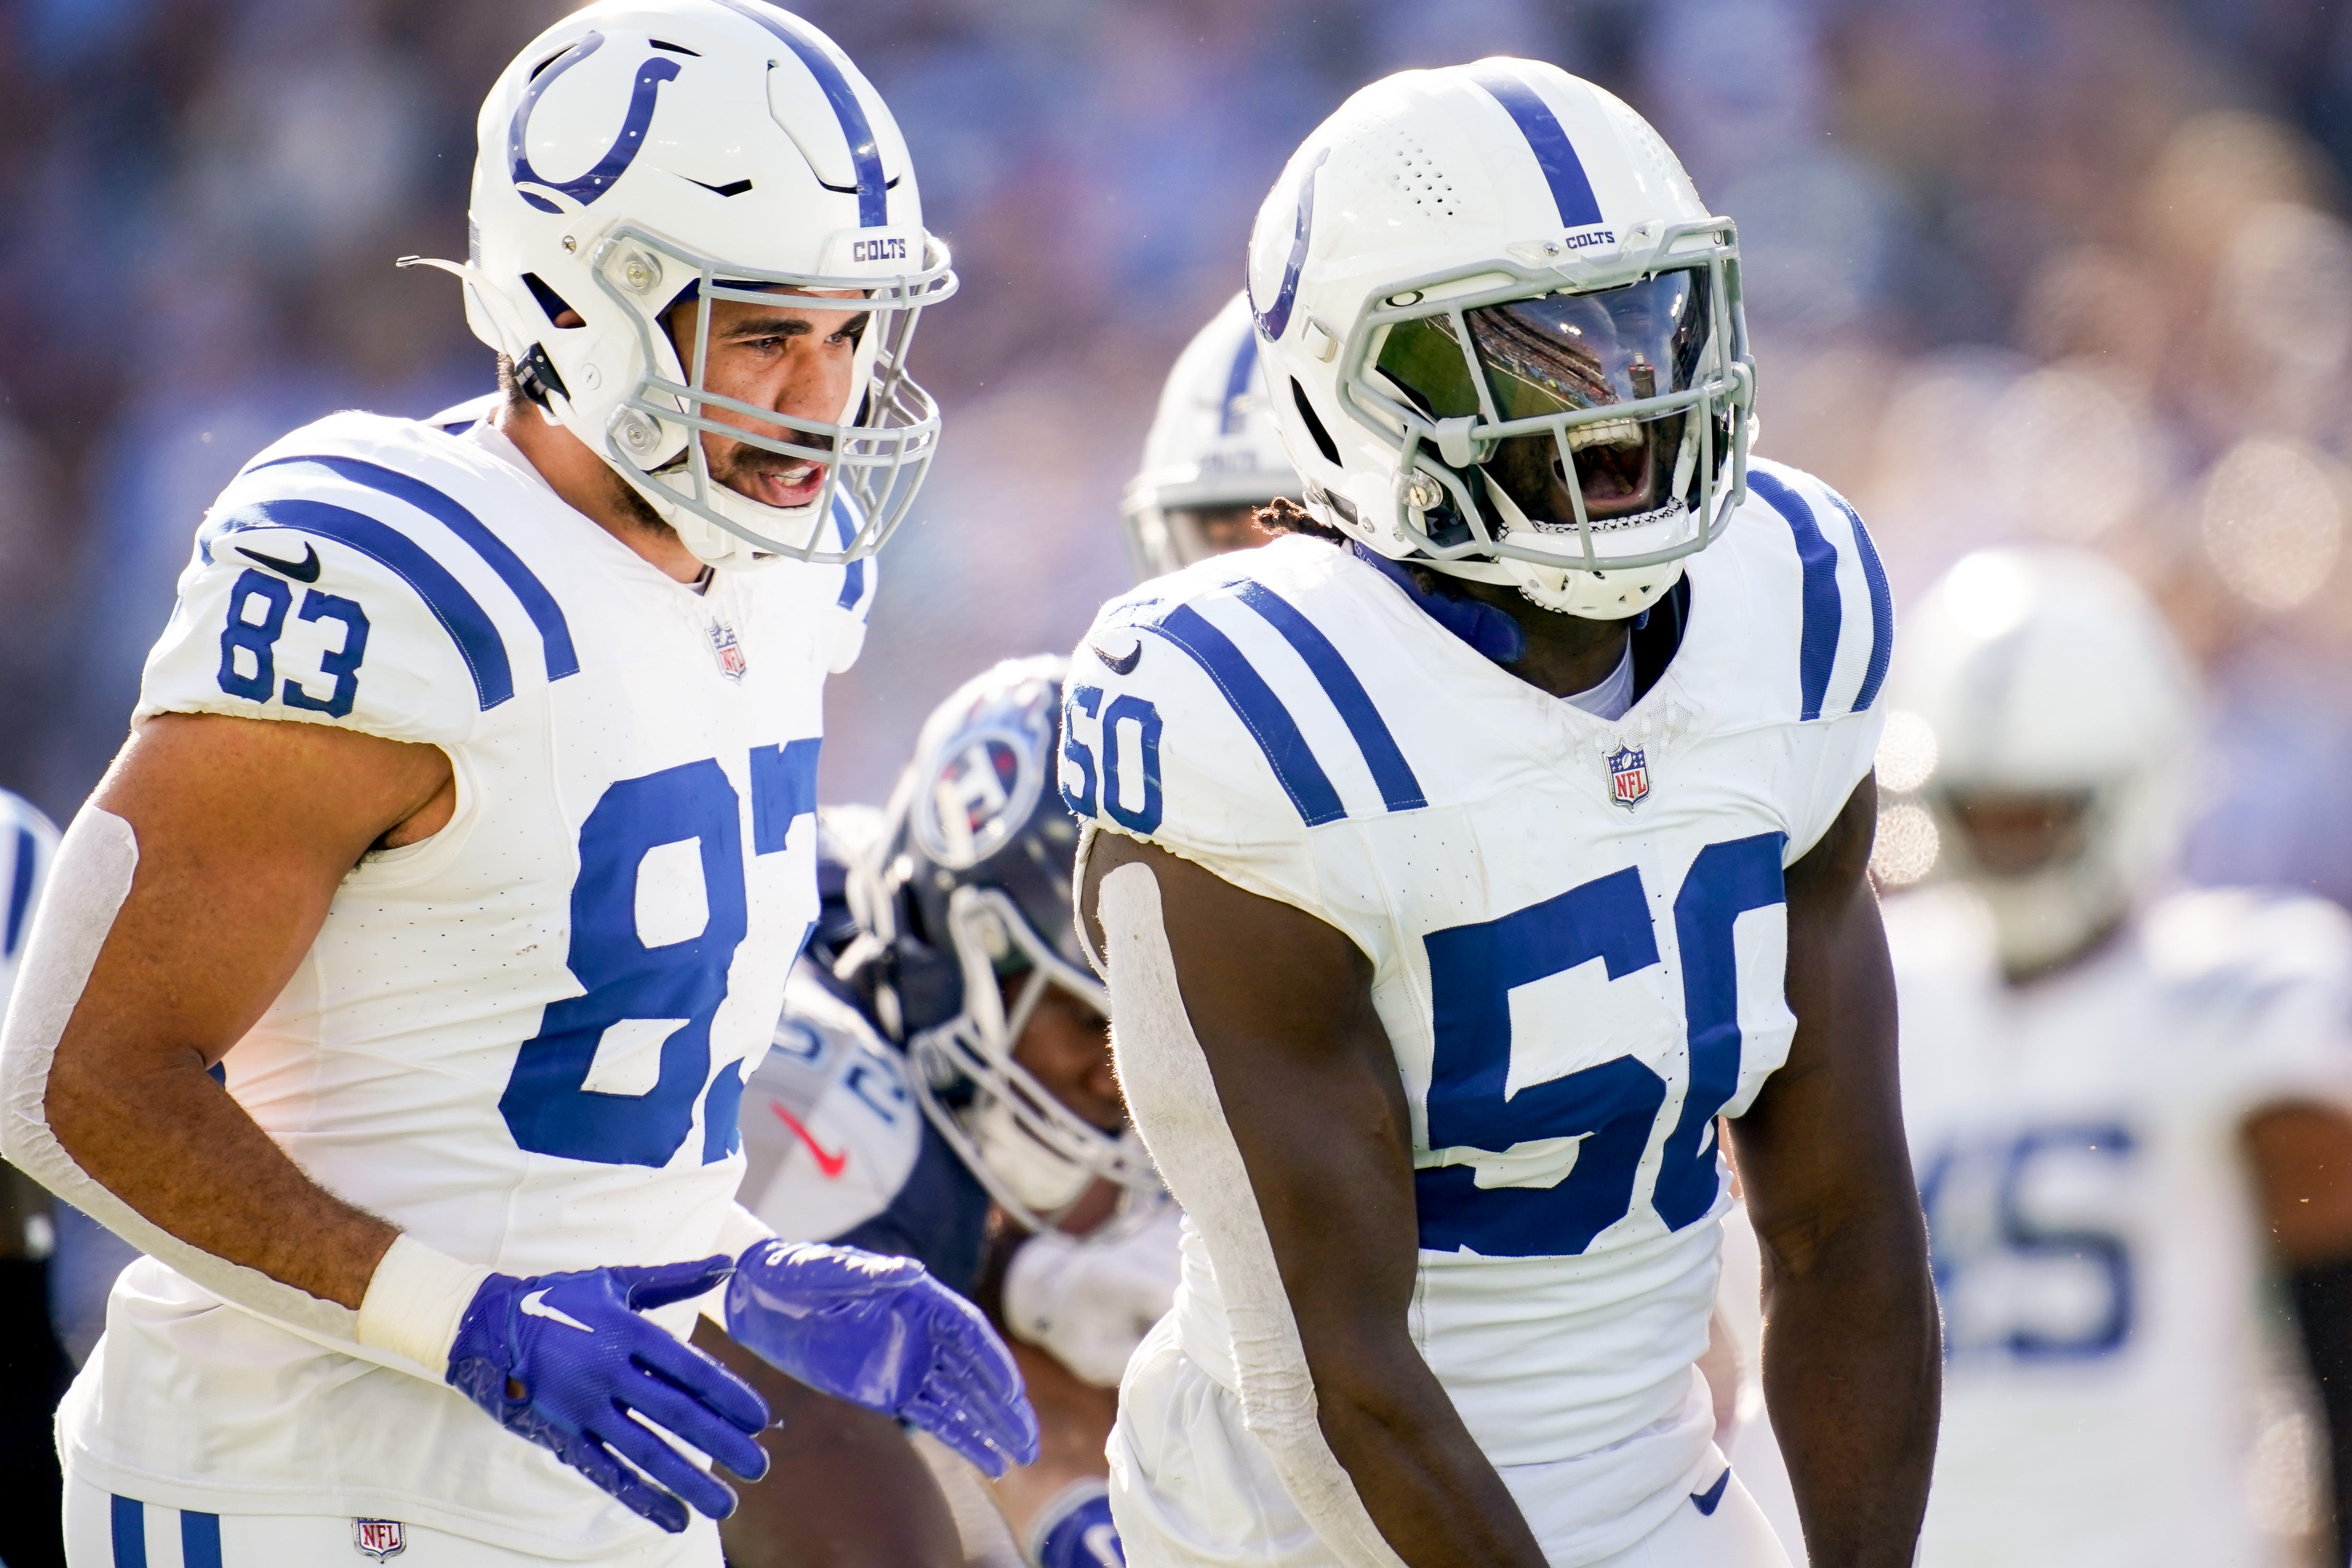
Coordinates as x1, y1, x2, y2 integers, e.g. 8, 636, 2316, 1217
446, 1257, 770, 1532
724, 1239, 1041, 1475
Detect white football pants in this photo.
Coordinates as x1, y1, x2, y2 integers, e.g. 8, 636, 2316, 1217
1108, 1326, 1793, 1568
66, 1474, 723, 1566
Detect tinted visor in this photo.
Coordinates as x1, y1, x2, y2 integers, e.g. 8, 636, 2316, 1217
1378, 270, 1715, 526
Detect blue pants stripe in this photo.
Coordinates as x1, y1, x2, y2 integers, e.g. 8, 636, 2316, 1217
109, 1495, 146, 1568
181, 1511, 224, 1568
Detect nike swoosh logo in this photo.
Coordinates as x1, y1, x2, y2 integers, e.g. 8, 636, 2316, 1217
769, 1102, 849, 1179
236, 541, 321, 582
1090, 637, 1142, 675
519, 1289, 595, 1334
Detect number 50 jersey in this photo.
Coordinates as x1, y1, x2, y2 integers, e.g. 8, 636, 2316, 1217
1063, 459, 1888, 1563
57, 409, 871, 1555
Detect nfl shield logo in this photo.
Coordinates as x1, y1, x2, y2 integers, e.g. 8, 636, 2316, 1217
352, 1519, 406, 1560
1607, 744, 1650, 810
708, 619, 748, 682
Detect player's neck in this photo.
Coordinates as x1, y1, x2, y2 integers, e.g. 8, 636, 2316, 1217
1438, 574, 1631, 701
494, 400, 707, 584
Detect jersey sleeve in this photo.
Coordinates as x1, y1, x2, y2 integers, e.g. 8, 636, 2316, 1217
134, 473, 492, 748
1060, 592, 1325, 920
2147, 892, 2352, 1121
1747, 463, 1896, 861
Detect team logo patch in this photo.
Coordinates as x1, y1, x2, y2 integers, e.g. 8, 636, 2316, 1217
921, 735, 1027, 867
709, 618, 748, 682
353, 1518, 406, 1560
1607, 744, 1650, 809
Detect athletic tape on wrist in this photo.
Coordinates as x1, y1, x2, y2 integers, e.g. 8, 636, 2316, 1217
1096, 861, 1409, 1568
357, 1233, 492, 1378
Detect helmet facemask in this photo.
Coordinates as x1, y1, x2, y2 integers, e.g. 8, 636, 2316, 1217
1342, 221, 1754, 608
907, 885, 1158, 1234
590, 223, 955, 568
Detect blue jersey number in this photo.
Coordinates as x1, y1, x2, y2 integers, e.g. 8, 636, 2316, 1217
216, 567, 372, 717
1918, 1124, 2136, 1362
1414, 833, 1788, 1258
1060, 685, 1163, 835
499, 742, 821, 1168
500, 759, 747, 1168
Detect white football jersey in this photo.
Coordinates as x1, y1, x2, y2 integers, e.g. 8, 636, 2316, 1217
1065, 459, 1888, 1562
736, 965, 924, 1243
59, 408, 872, 1554
1895, 884, 2352, 1568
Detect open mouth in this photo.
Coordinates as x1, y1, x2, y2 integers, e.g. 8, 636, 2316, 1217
729, 458, 828, 511
1555, 420, 1659, 519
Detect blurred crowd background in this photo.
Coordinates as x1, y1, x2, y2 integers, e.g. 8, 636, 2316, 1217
4, 0, 2352, 900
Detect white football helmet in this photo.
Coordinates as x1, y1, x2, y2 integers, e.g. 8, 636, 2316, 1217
406, 0, 953, 570
1121, 293, 1301, 578
1246, 60, 1755, 618
1893, 547, 2201, 974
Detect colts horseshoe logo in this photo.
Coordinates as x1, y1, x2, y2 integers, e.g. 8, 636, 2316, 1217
508, 31, 680, 215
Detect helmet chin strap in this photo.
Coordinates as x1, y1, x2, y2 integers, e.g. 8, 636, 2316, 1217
1419, 472, 1687, 619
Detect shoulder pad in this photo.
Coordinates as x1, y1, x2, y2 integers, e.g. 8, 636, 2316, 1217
135, 413, 577, 744
1068, 537, 1428, 837
2143, 889, 2352, 1010
1732, 460, 1895, 725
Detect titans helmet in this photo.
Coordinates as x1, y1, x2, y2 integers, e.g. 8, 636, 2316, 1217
861, 656, 1157, 1232
410, 0, 954, 570
1890, 547, 2200, 974
1246, 59, 1754, 618
1121, 293, 1301, 579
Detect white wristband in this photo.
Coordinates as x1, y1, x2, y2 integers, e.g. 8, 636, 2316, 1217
356, 1234, 492, 1379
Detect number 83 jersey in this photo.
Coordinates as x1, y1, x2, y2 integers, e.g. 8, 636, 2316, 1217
1063, 460, 1887, 1556
60, 408, 872, 1553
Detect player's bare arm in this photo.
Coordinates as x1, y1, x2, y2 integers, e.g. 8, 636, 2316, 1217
2245, 1103, 2352, 1561
1082, 830, 1548, 1568
1725, 774, 1938, 1567
42, 712, 449, 1307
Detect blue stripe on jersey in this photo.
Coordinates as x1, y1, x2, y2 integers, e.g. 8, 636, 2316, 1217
1145, 604, 1344, 826
181, 1510, 224, 1568
833, 494, 866, 610
751, 738, 822, 854
205, 499, 516, 711
1823, 489, 1894, 713
1230, 581, 1427, 813
110, 1495, 145, 1568
1469, 68, 1605, 230
714, 0, 887, 227
256, 454, 580, 682
1220, 330, 1259, 436
1746, 470, 1841, 723
6, 824, 33, 958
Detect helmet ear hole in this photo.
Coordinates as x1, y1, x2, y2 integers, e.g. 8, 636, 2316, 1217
1290, 377, 1341, 466
520, 273, 581, 328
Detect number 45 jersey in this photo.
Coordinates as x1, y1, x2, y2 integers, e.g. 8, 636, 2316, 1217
1895, 884, 2352, 1568
1063, 460, 1888, 1564
57, 409, 871, 1554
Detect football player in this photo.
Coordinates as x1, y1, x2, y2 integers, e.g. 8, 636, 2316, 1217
0, 5, 1036, 1565
1067, 60, 1931, 1567
720, 658, 1169, 1568
1121, 292, 1300, 577
1888, 547, 2352, 1567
